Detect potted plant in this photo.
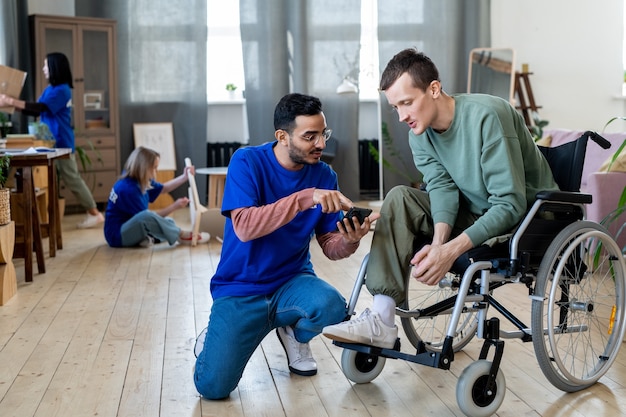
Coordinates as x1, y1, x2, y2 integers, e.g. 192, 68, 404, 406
28, 121, 56, 143
0, 154, 11, 225
0, 113, 11, 139
368, 121, 423, 188
598, 134, 626, 253
529, 111, 549, 142
226, 83, 237, 98
588, 117, 626, 266
600, 118, 626, 244
75, 140, 104, 192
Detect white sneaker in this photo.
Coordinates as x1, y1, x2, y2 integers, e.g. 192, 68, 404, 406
194, 327, 207, 358
322, 308, 398, 349
178, 231, 211, 245
77, 212, 104, 229
276, 326, 317, 376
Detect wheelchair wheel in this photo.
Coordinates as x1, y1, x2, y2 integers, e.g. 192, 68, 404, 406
456, 360, 506, 417
531, 221, 626, 392
340, 348, 386, 384
401, 272, 478, 353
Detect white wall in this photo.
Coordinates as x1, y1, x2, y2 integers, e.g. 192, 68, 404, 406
492, 0, 626, 132
207, 100, 249, 143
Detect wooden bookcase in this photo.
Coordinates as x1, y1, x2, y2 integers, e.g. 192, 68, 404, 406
29, 14, 120, 207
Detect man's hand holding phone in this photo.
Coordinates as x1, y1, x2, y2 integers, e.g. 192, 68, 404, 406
336, 206, 379, 243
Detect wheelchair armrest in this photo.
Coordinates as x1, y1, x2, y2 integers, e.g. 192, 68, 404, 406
535, 190, 592, 204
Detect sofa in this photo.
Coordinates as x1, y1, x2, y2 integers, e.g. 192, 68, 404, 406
539, 128, 626, 248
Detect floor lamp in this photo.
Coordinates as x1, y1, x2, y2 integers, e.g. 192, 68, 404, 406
368, 93, 384, 207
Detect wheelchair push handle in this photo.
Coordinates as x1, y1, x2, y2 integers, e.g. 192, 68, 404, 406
583, 131, 612, 149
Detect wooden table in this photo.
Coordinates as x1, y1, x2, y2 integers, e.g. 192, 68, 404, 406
3, 148, 71, 282
195, 167, 228, 208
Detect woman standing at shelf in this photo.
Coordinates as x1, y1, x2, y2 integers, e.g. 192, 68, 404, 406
0, 52, 104, 229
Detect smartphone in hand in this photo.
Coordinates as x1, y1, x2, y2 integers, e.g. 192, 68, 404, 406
338, 206, 373, 231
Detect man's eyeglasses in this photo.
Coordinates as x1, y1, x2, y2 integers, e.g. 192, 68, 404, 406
300, 128, 332, 145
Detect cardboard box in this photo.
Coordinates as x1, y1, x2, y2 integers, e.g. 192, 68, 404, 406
0, 65, 28, 114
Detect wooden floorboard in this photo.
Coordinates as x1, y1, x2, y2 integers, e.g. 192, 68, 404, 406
0, 208, 625, 416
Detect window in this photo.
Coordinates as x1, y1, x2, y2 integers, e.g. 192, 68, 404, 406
358, 0, 380, 100
206, 1, 380, 101
207, 1, 245, 101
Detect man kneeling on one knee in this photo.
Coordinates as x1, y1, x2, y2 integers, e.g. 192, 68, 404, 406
193, 93, 379, 400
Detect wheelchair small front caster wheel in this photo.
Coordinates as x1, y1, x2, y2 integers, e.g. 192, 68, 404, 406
456, 360, 506, 417
340, 348, 386, 384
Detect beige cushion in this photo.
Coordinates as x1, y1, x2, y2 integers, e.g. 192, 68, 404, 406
535, 134, 552, 147
599, 146, 626, 172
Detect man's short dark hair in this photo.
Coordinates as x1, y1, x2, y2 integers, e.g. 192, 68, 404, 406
274, 93, 323, 133
380, 48, 440, 92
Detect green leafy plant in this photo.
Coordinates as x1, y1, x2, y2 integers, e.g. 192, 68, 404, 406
529, 111, 549, 141
75, 140, 104, 192
0, 113, 11, 138
598, 136, 626, 252
225, 83, 237, 92
590, 117, 626, 262
368, 121, 422, 186
29, 121, 55, 142
0, 154, 11, 188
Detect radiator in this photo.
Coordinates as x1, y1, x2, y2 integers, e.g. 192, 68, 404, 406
207, 140, 379, 194
207, 142, 242, 167
359, 139, 379, 193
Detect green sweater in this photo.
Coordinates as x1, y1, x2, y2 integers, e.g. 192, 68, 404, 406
409, 94, 558, 246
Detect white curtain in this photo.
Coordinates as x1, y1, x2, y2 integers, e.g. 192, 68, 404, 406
377, 0, 491, 193
240, 0, 362, 200
76, 0, 209, 201
0, 0, 32, 135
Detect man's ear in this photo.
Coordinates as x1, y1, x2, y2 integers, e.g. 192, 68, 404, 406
430, 80, 442, 98
275, 129, 287, 144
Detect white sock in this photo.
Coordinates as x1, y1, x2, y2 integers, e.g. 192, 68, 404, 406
372, 294, 396, 327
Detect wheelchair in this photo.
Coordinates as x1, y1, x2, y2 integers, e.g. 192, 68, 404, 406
334, 131, 626, 417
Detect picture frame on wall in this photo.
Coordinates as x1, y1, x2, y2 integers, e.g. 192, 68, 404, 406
132, 122, 177, 171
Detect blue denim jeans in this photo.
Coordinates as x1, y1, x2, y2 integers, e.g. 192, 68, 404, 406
120, 210, 181, 246
194, 273, 347, 399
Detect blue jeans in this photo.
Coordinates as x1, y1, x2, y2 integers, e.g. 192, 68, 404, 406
194, 273, 347, 399
120, 210, 181, 246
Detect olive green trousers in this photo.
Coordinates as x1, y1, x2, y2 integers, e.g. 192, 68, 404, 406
365, 185, 479, 304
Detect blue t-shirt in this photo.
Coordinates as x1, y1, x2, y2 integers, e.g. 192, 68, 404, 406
104, 177, 163, 247
210, 141, 341, 299
38, 84, 74, 150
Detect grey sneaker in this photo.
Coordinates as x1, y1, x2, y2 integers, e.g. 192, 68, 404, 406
276, 326, 317, 376
322, 308, 398, 349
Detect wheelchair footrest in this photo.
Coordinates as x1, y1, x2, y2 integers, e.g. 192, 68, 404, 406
333, 340, 452, 370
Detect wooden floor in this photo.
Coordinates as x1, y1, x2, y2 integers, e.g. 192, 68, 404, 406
2, 209, 626, 417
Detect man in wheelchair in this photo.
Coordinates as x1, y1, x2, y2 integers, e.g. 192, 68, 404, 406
323, 48, 559, 349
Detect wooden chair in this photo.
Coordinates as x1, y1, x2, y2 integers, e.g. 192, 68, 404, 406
185, 158, 225, 245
